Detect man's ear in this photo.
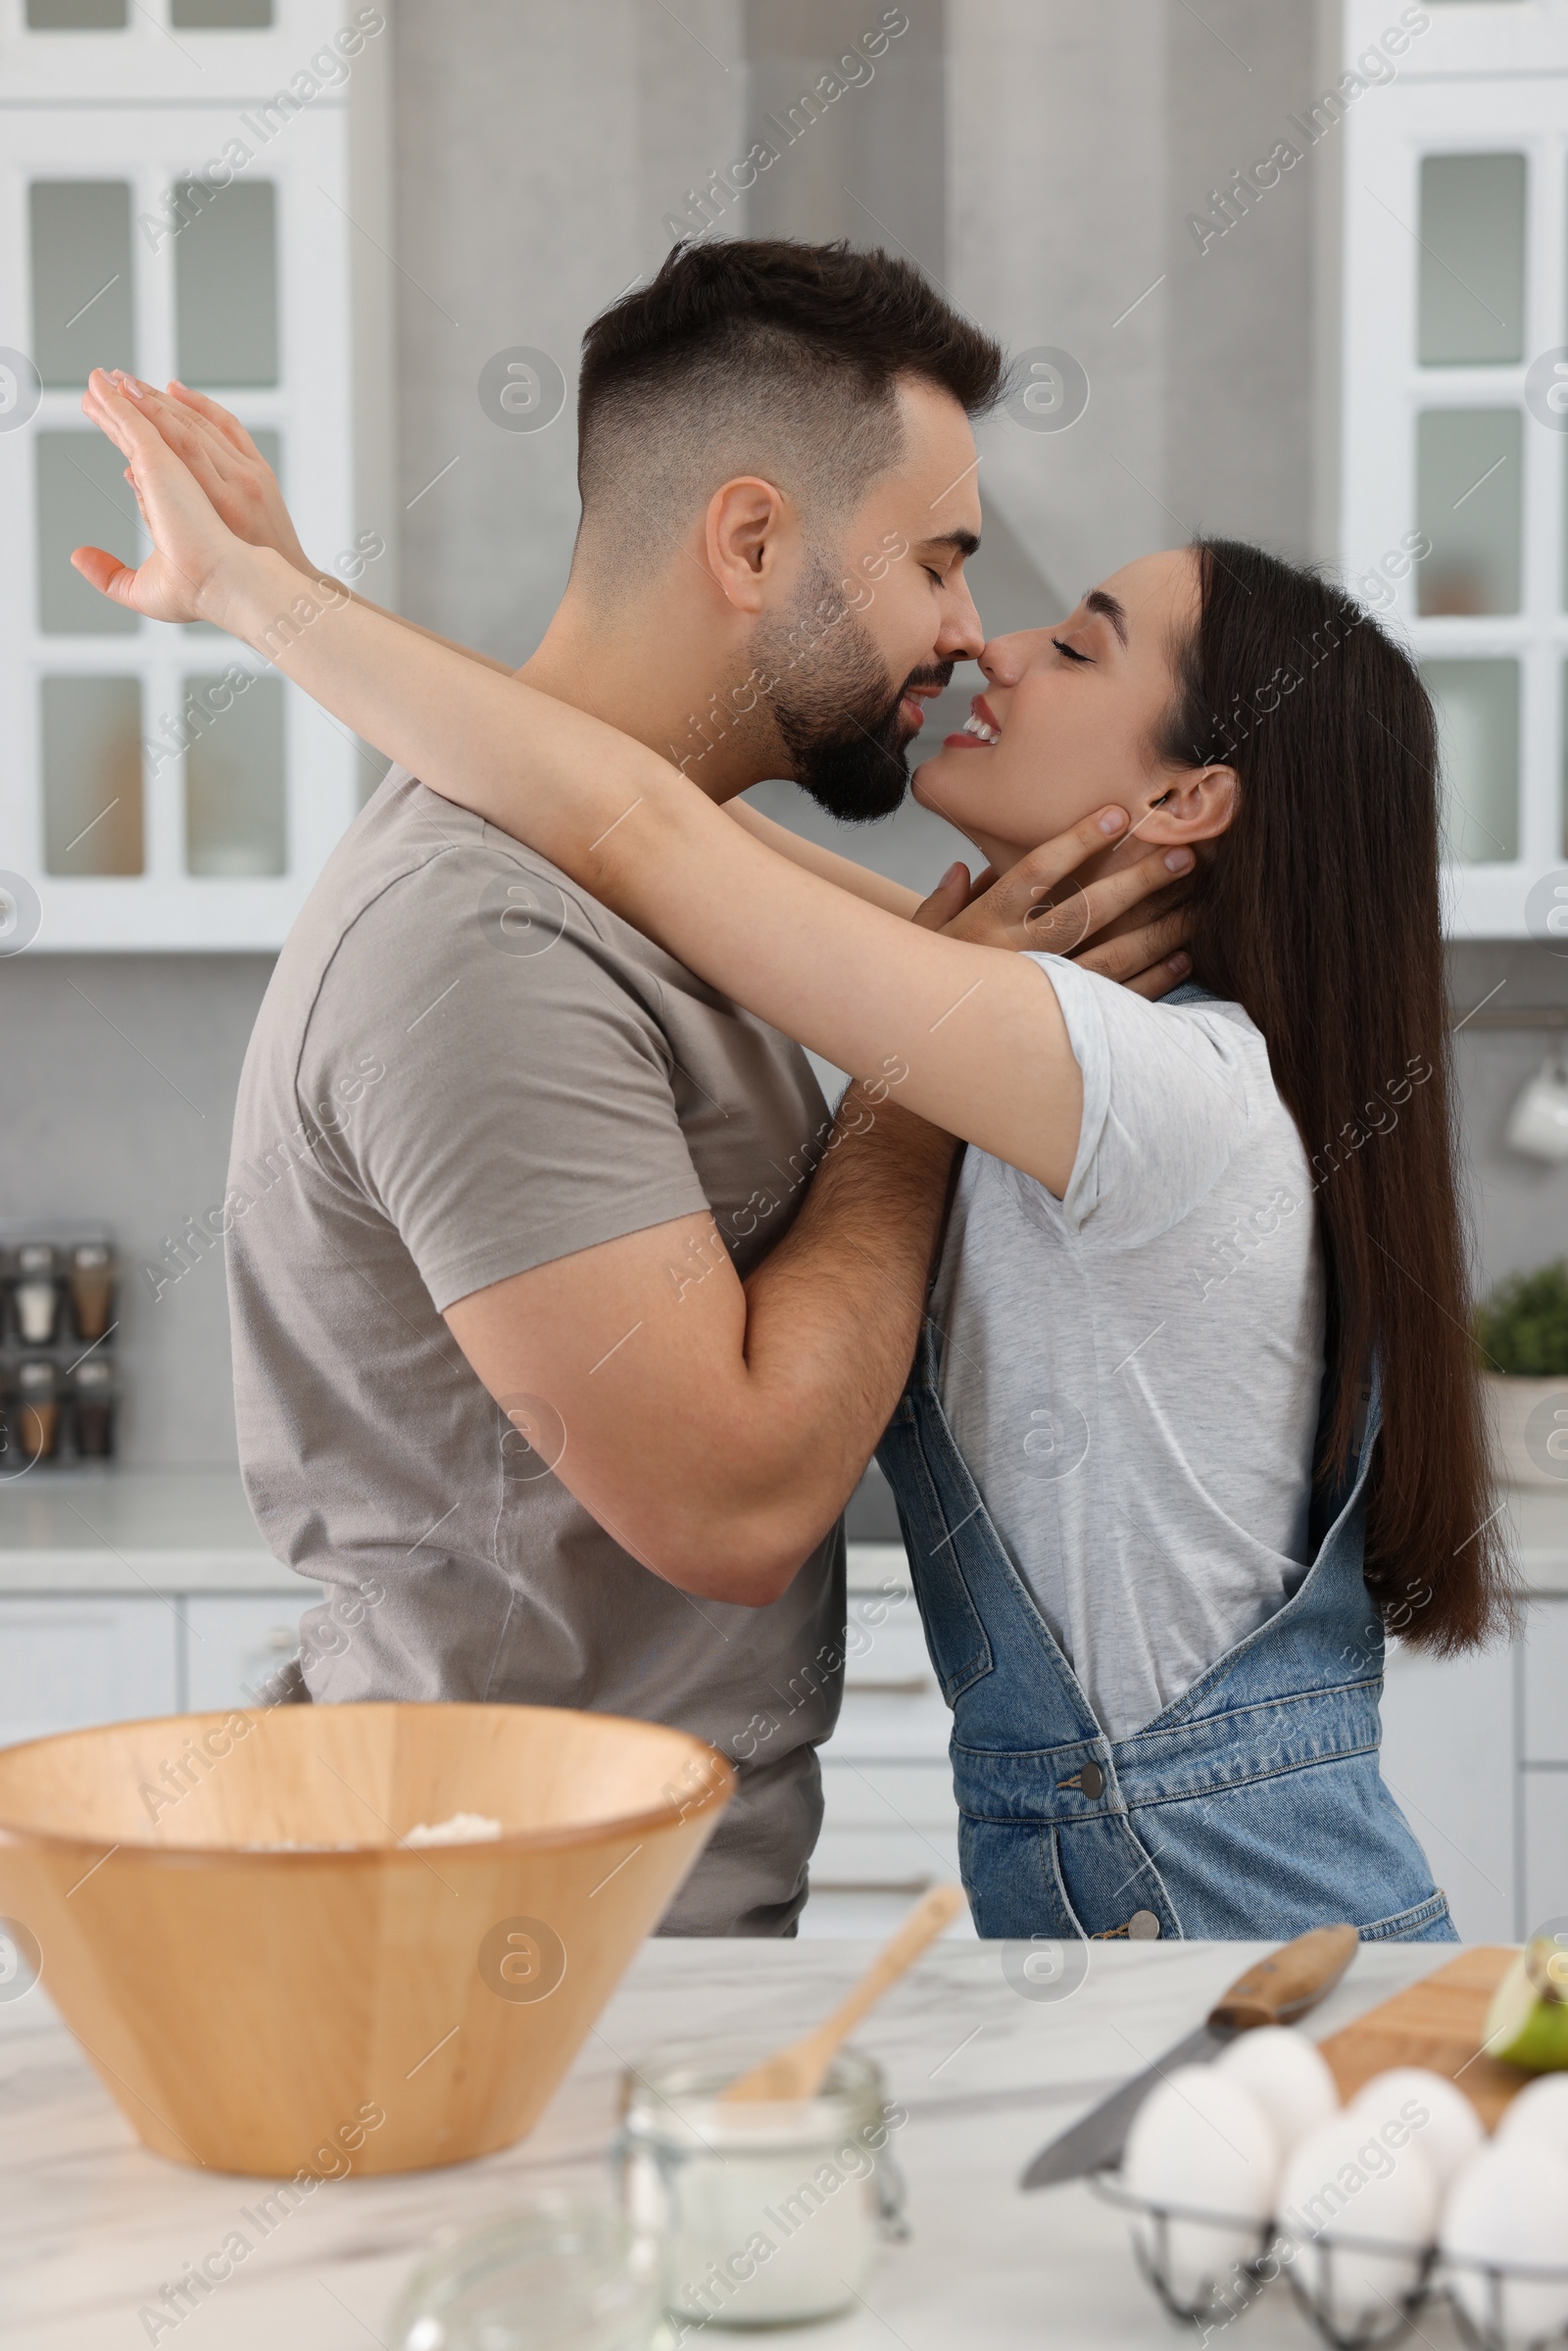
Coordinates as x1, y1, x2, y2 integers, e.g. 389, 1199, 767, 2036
1139, 764, 1238, 846
704, 475, 790, 614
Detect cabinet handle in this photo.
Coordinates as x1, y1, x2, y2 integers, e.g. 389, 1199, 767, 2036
810, 1877, 936, 1896
843, 1678, 931, 1696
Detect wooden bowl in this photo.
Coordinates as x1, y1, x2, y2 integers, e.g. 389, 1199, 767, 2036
0, 1701, 731, 2177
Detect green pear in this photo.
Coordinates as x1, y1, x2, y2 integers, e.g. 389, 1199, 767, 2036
1487, 1938, 1568, 2075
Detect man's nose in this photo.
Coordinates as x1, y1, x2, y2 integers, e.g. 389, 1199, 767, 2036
937, 572, 985, 663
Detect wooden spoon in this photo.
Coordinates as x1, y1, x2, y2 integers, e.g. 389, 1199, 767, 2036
719, 1883, 967, 2104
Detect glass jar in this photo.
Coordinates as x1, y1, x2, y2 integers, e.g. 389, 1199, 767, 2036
72, 1357, 116, 1458
617, 2042, 906, 2329
69, 1242, 115, 1343
387, 2196, 664, 2351
14, 1360, 59, 1462
13, 1245, 59, 1346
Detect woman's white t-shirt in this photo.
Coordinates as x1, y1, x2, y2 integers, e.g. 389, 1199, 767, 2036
928, 955, 1325, 1743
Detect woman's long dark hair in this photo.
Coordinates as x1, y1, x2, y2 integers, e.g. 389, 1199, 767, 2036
1158, 538, 1511, 1652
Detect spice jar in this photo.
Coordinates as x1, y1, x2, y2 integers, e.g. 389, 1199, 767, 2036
617, 2043, 906, 2329
15, 1361, 59, 1462
73, 1358, 116, 1459
387, 2196, 662, 2351
69, 1243, 115, 1344
13, 1245, 59, 1346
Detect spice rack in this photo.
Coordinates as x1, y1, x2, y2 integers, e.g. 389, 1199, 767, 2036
0, 1221, 118, 1471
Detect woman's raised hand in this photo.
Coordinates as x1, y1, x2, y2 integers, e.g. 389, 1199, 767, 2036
71, 368, 251, 628
113, 374, 316, 573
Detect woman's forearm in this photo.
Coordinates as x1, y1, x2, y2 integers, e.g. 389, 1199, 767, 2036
725, 802, 923, 916
217, 548, 1080, 1186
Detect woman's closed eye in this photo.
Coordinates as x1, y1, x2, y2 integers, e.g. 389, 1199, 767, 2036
1052, 635, 1093, 665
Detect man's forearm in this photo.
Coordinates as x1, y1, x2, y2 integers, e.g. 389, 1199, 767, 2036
734, 1084, 956, 1561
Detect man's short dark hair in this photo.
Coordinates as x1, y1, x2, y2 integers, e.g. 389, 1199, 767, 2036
572, 238, 1004, 589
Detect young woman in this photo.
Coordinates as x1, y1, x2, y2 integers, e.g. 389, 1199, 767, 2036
77, 373, 1511, 1941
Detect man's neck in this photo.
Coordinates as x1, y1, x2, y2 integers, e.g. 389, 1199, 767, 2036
516, 595, 773, 804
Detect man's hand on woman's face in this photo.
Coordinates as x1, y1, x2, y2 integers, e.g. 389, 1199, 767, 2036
912, 806, 1194, 1001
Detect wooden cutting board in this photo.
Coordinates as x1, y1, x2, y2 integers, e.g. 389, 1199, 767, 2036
1318, 1946, 1530, 2131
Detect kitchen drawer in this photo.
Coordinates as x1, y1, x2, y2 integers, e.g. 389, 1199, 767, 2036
0, 1596, 177, 1744
832, 1680, 952, 1761
1380, 1631, 1516, 1943
1523, 1598, 1568, 1764
1522, 1768, 1568, 1930
183, 1591, 323, 1711
811, 1821, 961, 1894
844, 1592, 932, 1684
802, 1886, 975, 1938
821, 1759, 957, 1832
847, 1540, 911, 1597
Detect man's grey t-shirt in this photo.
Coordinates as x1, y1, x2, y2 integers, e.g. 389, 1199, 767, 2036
225, 769, 844, 1935
929, 956, 1324, 1743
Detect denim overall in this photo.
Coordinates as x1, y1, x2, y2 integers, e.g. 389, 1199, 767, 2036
877, 1013, 1455, 1944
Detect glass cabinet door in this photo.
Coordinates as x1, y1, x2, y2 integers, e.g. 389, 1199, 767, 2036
0, 36, 381, 951
1341, 6, 1568, 936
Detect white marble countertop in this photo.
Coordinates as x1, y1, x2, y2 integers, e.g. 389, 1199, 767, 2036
3, 1469, 1562, 1605
0, 1468, 288, 1592
0, 1473, 919, 1601
1, 1935, 1485, 2350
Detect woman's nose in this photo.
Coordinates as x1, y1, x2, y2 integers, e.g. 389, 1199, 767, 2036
978, 636, 1016, 686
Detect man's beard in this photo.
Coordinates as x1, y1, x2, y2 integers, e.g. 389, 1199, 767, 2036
755, 560, 954, 823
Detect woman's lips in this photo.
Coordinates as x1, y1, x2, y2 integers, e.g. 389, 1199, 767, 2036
944, 693, 1003, 752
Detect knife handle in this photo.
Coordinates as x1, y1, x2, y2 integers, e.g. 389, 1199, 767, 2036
1207, 1923, 1359, 2032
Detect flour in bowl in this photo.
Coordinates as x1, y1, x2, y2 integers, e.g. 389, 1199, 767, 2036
404, 1812, 504, 1845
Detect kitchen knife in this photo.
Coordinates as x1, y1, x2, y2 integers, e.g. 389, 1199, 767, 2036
1020, 1921, 1359, 2190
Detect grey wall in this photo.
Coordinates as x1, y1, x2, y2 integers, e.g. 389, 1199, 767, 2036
4, 0, 1564, 1474
391, 0, 746, 667
0, 955, 272, 1464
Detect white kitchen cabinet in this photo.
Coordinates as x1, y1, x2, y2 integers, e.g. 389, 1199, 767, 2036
0, 1593, 176, 1743
804, 1545, 974, 1938
1379, 1626, 1518, 1944
1521, 1771, 1568, 1935
1522, 1597, 1568, 1765
0, 2, 393, 950
816, 1542, 1568, 1945
1342, 3, 1568, 938
183, 1588, 320, 1711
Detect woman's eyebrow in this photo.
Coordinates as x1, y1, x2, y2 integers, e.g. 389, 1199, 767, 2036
1083, 588, 1129, 647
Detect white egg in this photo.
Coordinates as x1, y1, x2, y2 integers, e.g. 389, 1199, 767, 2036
1442, 2140, 1568, 2349
1217, 2028, 1339, 2153
1349, 2067, 1484, 2193
1497, 2074, 1568, 2163
1277, 2110, 1439, 2335
1123, 2066, 1279, 2311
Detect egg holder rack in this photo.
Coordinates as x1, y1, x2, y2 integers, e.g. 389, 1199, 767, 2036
1091, 2169, 1568, 2351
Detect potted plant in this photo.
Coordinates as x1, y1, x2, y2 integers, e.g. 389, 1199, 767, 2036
1475, 1261, 1568, 1488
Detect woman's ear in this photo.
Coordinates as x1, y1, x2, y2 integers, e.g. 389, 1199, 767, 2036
704, 475, 789, 614
1138, 764, 1238, 846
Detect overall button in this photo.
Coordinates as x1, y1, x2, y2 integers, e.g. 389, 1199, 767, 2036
1079, 1761, 1105, 1799
1127, 1910, 1161, 1940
